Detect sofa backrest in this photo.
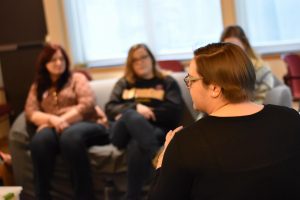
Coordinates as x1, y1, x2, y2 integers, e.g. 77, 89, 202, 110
263, 75, 293, 108
264, 85, 293, 108
90, 78, 118, 110
89, 72, 198, 125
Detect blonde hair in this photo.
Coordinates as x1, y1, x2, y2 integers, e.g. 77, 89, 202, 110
124, 43, 163, 84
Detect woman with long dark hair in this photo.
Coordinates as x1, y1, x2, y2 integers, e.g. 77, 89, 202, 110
25, 43, 109, 200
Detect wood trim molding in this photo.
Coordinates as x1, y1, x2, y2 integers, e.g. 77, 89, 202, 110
221, 0, 237, 26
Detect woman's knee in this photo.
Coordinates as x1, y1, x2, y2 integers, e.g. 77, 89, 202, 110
59, 122, 105, 150
121, 109, 148, 126
30, 128, 58, 155
59, 130, 82, 150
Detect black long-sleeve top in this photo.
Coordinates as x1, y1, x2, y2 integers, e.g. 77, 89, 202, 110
105, 75, 184, 132
148, 104, 300, 200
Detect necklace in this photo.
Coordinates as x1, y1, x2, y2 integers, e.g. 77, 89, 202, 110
52, 90, 58, 106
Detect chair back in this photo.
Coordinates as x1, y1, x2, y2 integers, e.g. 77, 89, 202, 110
158, 60, 184, 72
282, 54, 300, 100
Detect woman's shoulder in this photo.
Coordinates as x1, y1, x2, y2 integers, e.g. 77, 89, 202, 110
264, 104, 298, 113
71, 72, 88, 81
174, 118, 208, 141
160, 73, 176, 81
115, 77, 128, 86
157, 74, 180, 88
27, 82, 38, 93
263, 104, 300, 120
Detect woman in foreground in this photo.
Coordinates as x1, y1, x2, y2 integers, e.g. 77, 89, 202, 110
148, 43, 300, 200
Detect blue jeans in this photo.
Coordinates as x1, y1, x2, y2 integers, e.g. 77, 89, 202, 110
30, 121, 109, 200
110, 109, 164, 200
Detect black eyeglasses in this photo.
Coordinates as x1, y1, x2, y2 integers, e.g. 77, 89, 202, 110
184, 74, 202, 88
132, 55, 149, 63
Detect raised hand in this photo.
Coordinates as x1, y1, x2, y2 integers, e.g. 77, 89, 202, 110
156, 126, 183, 169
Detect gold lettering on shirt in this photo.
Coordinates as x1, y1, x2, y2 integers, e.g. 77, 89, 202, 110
122, 88, 136, 99
122, 88, 164, 101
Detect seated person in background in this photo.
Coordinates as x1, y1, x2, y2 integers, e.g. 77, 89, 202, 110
105, 43, 183, 200
25, 43, 109, 200
220, 25, 274, 104
148, 43, 300, 200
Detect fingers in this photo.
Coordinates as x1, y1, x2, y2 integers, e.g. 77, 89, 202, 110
174, 125, 183, 133
166, 130, 175, 140
148, 110, 156, 121
156, 126, 184, 169
97, 118, 109, 128
137, 104, 156, 120
165, 126, 184, 145
0, 152, 12, 165
115, 114, 122, 121
55, 121, 69, 133
166, 125, 183, 139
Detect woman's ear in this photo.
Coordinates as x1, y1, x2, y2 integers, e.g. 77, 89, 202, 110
209, 84, 222, 98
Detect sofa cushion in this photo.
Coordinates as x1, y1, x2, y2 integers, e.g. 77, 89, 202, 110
90, 78, 118, 109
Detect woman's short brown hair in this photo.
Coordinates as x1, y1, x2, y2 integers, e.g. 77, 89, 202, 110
194, 43, 256, 103
124, 43, 163, 83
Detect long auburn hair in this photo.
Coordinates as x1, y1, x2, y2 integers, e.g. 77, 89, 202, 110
35, 43, 70, 101
124, 43, 163, 84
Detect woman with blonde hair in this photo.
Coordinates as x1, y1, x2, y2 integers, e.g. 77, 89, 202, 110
105, 43, 183, 200
220, 25, 274, 104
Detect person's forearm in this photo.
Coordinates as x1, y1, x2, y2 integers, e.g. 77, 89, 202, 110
30, 111, 53, 126
60, 108, 83, 124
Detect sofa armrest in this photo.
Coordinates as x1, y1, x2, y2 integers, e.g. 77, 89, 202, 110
9, 112, 34, 188
9, 112, 30, 145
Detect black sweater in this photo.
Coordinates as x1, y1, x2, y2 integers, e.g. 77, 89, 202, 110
105, 75, 184, 132
149, 105, 300, 200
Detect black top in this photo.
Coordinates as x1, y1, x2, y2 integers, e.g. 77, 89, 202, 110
105, 75, 183, 132
149, 104, 300, 200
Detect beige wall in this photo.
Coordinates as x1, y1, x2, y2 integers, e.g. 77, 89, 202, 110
43, 0, 292, 80
221, 0, 236, 26
42, 0, 71, 60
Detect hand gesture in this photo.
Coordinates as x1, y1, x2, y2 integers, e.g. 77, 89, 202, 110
156, 126, 183, 169
137, 103, 156, 121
